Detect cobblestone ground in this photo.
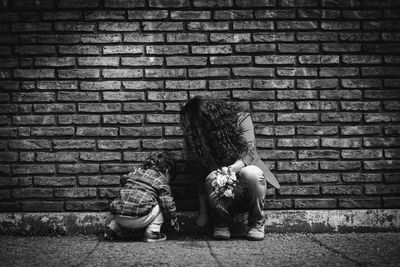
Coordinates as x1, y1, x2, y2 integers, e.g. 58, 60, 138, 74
0, 233, 399, 266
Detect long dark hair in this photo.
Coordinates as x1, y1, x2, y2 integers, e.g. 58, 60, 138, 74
180, 96, 248, 169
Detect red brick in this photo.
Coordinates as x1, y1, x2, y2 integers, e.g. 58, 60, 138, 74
98, 140, 140, 150
296, 101, 337, 110
253, 33, 294, 42
188, 68, 230, 78
58, 164, 99, 174
9, 140, 51, 150
148, 92, 187, 101
13, 92, 55, 102
79, 175, 119, 186
233, 67, 274, 77
321, 113, 362, 122
294, 199, 337, 209
34, 176, 76, 186
128, 10, 169, 20
123, 81, 162, 90
124, 33, 164, 43
12, 188, 53, 198
214, 10, 253, 19
259, 150, 296, 160
277, 113, 318, 122
234, 21, 274, 30
253, 101, 294, 111
300, 173, 340, 183
55, 188, 97, 198
277, 161, 319, 171
364, 138, 400, 148
101, 68, 143, 78
58, 69, 99, 79
145, 69, 186, 78
146, 114, 180, 123
236, 44, 275, 53
120, 127, 162, 137
123, 103, 163, 112
167, 33, 207, 43
34, 104, 75, 113
320, 161, 361, 171
321, 185, 362, 195
210, 33, 251, 43
58, 115, 100, 125
265, 199, 292, 209
279, 185, 319, 196
365, 185, 400, 195
192, 45, 232, 54
342, 150, 382, 159
21, 201, 64, 212
278, 44, 319, 53
383, 198, 400, 208
36, 152, 79, 162
76, 127, 118, 137
80, 152, 121, 162
232, 90, 274, 100
103, 92, 145, 102
342, 173, 382, 183
209, 79, 251, 89
13, 115, 54, 125
81, 34, 121, 43
66, 201, 109, 211
278, 21, 318, 30
59, 45, 100, 55
103, 114, 143, 124
78, 103, 120, 113
299, 150, 339, 159
101, 163, 139, 174
320, 90, 362, 100
277, 90, 317, 99
53, 140, 95, 150
364, 160, 400, 170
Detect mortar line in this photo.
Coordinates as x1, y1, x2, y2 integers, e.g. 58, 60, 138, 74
72, 239, 100, 267
204, 238, 224, 267
306, 234, 366, 267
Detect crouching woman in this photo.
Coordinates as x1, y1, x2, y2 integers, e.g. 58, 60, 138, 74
180, 96, 280, 241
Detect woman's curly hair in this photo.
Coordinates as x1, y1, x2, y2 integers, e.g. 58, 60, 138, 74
180, 96, 248, 169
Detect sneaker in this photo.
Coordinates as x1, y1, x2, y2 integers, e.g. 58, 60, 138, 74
143, 231, 167, 242
247, 223, 265, 241
213, 227, 231, 240
103, 226, 117, 241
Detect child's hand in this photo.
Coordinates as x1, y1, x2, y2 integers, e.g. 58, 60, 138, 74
171, 217, 181, 232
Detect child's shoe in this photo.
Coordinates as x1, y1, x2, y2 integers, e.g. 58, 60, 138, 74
143, 231, 167, 242
103, 226, 117, 241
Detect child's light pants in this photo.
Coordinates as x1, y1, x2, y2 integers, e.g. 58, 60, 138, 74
108, 204, 164, 236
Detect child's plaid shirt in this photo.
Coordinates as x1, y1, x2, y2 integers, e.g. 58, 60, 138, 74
110, 168, 177, 220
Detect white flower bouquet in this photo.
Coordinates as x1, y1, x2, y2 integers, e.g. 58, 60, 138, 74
210, 167, 239, 199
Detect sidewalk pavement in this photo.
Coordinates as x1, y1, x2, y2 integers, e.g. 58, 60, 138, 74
1, 233, 399, 267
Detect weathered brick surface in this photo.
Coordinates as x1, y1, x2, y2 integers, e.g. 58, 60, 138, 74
0, 1, 399, 212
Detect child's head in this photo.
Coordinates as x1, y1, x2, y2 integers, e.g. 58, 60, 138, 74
142, 151, 177, 182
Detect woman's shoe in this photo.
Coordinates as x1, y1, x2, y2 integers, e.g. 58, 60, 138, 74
143, 231, 167, 242
213, 227, 231, 240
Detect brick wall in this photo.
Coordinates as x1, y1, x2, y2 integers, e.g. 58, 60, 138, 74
0, 0, 400, 212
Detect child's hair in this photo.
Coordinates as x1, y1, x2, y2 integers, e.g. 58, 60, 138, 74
142, 151, 177, 179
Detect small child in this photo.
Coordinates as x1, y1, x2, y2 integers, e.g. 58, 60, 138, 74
104, 152, 180, 242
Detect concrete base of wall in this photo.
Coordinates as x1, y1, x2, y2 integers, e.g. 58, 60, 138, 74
1, 209, 399, 236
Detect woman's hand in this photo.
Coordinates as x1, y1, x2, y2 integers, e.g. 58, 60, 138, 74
229, 159, 245, 173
